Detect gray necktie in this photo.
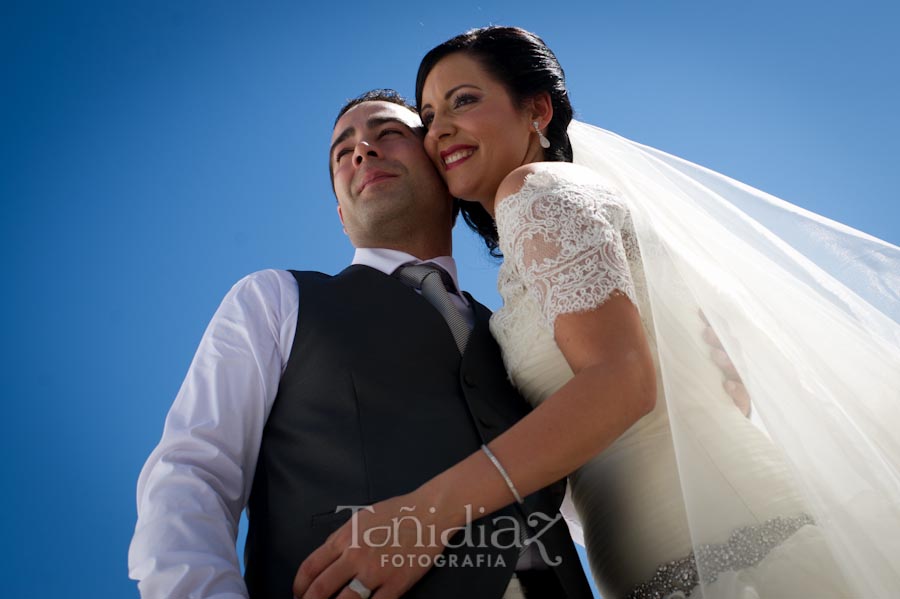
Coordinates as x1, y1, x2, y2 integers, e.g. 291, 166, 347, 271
397, 263, 533, 559
395, 263, 470, 354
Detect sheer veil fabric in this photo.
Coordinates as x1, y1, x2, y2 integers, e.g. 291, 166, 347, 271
566, 120, 900, 597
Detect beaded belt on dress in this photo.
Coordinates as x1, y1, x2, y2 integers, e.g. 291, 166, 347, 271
626, 513, 814, 599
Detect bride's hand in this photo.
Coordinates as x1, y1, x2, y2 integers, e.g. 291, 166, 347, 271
699, 310, 752, 417
292, 492, 450, 599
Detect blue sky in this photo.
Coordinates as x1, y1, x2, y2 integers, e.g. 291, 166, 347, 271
3, 1, 898, 596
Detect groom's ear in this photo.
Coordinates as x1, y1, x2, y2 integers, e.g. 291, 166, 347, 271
529, 91, 554, 127
336, 204, 348, 235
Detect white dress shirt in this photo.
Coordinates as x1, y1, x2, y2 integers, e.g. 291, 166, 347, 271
128, 249, 470, 598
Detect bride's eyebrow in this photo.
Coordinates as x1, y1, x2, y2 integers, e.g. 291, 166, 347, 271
420, 84, 481, 112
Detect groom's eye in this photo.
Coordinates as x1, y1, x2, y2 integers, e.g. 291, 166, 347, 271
335, 148, 350, 163
379, 128, 402, 138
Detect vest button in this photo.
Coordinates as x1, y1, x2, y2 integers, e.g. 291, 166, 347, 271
477, 416, 497, 430
463, 374, 477, 388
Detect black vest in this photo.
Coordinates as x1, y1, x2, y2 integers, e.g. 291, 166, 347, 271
243, 265, 591, 598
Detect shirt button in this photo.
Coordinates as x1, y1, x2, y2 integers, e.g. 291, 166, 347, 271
463, 374, 477, 388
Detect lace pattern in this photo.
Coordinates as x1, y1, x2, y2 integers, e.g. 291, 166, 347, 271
495, 170, 641, 328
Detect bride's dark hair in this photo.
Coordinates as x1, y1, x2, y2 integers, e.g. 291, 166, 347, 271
415, 26, 574, 257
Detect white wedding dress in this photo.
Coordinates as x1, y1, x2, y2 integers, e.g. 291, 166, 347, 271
489, 167, 891, 598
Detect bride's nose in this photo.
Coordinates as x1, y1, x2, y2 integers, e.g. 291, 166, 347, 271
426, 112, 453, 141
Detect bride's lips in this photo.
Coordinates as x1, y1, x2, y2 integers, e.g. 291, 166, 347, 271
357, 169, 397, 194
440, 145, 477, 171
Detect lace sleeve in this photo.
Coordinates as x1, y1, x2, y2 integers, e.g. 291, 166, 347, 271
496, 170, 638, 327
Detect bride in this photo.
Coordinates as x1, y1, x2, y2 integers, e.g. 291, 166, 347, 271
297, 26, 900, 598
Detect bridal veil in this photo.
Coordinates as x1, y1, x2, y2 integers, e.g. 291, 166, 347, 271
567, 120, 900, 597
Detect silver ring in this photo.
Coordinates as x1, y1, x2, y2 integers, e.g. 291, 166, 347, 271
348, 578, 372, 599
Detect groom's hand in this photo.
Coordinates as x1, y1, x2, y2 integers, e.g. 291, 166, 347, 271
700, 311, 752, 417
293, 493, 448, 599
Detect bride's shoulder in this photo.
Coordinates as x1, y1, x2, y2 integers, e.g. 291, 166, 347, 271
495, 162, 612, 207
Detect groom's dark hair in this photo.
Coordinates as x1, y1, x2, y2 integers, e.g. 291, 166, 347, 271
332, 89, 419, 127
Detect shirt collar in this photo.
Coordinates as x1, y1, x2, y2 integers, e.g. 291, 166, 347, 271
351, 248, 466, 300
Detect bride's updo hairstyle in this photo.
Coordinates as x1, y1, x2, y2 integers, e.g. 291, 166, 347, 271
415, 26, 574, 257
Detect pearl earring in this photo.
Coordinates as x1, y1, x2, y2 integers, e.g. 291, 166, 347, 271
533, 121, 551, 149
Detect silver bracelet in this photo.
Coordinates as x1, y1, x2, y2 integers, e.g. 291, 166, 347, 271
481, 444, 524, 504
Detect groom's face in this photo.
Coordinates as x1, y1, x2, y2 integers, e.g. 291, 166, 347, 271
329, 101, 453, 247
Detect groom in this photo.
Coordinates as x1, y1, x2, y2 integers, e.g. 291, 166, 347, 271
129, 89, 593, 599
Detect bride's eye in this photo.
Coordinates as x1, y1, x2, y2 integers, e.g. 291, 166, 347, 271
420, 112, 434, 128
453, 93, 478, 108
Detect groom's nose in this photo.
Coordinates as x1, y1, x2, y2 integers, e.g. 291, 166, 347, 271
353, 140, 379, 166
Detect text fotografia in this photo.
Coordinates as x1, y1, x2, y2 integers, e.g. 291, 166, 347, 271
386, 552, 506, 568
334, 504, 563, 568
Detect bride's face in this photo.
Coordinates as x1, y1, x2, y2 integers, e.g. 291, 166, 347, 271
419, 52, 540, 207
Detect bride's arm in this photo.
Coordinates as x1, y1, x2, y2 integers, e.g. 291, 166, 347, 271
407, 164, 656, 540
293, 163, 656, 599
427, 291, 656, 502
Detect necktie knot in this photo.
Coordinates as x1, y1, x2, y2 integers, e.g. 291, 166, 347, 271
394, 263, 456, 294
394, 263, 470, 354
